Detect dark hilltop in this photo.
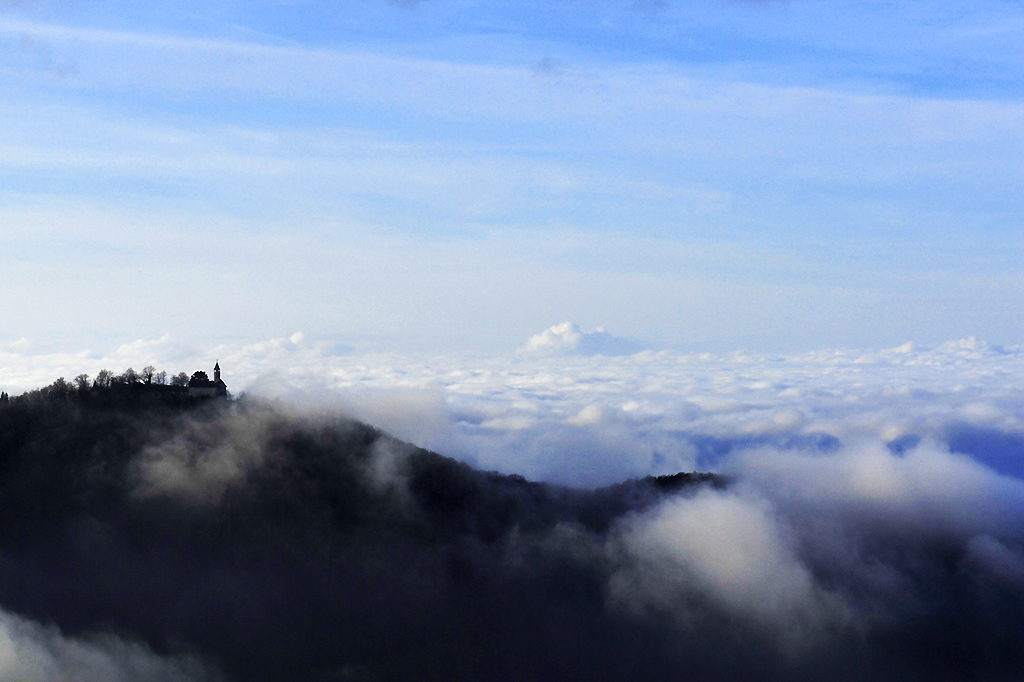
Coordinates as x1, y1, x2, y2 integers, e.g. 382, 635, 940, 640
0, 369, 721, 682
0, 369, 1022, 681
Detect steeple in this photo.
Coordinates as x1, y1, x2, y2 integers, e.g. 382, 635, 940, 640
187, 363, 227, 398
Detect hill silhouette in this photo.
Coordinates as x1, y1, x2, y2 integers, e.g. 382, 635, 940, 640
1, 381, 1023, 682
0, 386, 726, 682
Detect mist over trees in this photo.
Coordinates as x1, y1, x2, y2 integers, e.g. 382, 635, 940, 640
0, 378, 1022, 681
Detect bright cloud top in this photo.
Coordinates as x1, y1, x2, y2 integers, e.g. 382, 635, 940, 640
518, 322, 648, 357
3, 331, 1024, 488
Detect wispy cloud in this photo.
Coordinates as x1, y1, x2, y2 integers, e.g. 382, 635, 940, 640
0, 607, 210, 682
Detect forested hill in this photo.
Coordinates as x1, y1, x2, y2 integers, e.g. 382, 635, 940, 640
0, 387, 723, 682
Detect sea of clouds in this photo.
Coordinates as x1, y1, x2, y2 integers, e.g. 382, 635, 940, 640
3, 324, 1022, 488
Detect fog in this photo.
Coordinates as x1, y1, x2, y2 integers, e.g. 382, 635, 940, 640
0, 607, 209, 682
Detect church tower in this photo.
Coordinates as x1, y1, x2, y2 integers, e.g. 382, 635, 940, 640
187, 362, 227, 398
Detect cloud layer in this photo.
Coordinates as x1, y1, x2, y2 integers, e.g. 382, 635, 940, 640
0, 608, 208, 682
4, 332, 1024, 488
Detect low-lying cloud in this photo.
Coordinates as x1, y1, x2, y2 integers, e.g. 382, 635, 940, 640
0, 608, 209, 682
133, 402, 284, 504
4, 333, 1024, 490
610, 488, 849, 650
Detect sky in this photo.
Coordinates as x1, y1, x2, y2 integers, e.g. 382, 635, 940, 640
1, 0, 1022, 354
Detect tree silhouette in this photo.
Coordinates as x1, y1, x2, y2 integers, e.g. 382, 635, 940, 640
94, 370, 113, 388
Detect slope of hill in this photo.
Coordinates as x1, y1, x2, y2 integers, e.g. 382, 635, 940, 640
0, 391, 724, 682
2, 385, 1023, 682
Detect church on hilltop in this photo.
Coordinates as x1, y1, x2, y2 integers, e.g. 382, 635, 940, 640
187, 362, 228, 398
0, 362, 230, 407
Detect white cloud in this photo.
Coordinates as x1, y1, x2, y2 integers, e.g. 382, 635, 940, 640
610, 489, 849, 648
518, 322, 647, 357
4, 333, 1024, 488
966, 535, 1024, 584
0, 608, 208, 682
602, 431, 1024, 652
133, 402, 283, 504
729, 439, 1024, 538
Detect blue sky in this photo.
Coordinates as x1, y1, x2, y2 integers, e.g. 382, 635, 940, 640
1, 0, 1022, 353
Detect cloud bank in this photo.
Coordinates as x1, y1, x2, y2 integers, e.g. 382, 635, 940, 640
3, 332, 1024, 488
0, 608, 209, 682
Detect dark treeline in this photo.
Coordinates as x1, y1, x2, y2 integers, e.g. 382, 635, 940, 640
4, 366, 220, 409
0, 387, 1022, 681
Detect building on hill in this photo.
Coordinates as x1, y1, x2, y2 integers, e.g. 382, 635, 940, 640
187, 362, 228, 398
